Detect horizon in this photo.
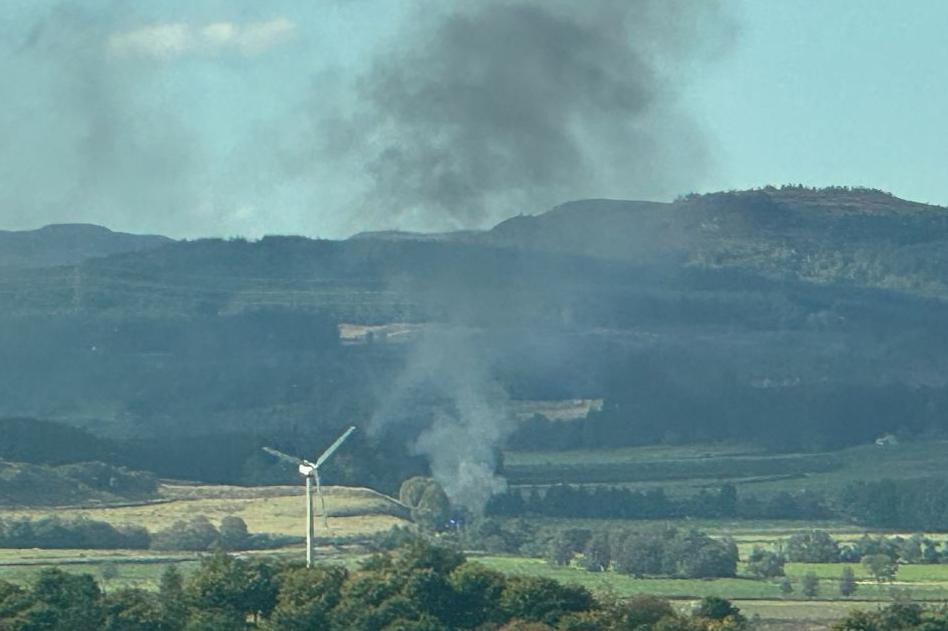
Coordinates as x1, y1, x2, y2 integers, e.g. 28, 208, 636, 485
4, 183, 940, 240
2, 1, 946, 239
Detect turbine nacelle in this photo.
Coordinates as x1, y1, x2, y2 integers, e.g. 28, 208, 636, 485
298, 462, 316, 477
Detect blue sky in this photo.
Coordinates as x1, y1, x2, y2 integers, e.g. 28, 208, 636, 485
1, 1, 946, 238
691, 0, 948, 206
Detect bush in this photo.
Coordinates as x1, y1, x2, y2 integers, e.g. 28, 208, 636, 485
151, 516, 219, 551
0, 516, 150, 550
801, 573, 819, 598
839, 566, 857, 597
746, 547, 785, 578
786, 530, 839, 563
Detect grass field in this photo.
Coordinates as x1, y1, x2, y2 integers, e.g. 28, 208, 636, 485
7, 442, 948, 628
503, 439, 948, 498
475, 554, 948, 630
0, 481, 408, 588
0, 482, 409, 539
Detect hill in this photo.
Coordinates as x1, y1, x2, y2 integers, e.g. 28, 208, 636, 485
482, 186, 948, 297
2, 187, 948, 491
0, 460, 157, 507
0, 224, 172, 269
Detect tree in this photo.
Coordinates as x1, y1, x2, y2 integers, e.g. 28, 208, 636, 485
218, 516, 250, 551
151, 515, 219, 551
778, 577, 793, 596
801, 573, 819, 598
448, 562, 506, 629
12, 568, 104, 631
694, 596, 744, 622
268, 565, 348, 631
746, 547, 785, 578
102, 588, 162, 631
185, 553, 277, 622
786, 530, 839, 563
543, 534, 574, 567
579, 532, 610, 572
158, 565, 186, 631
400, 477, 433, 507
399, 478, 452, 532
839, 566, 857, 597
612, 533, 662, 577
499, 576, 595, 626
862, 554, 898, 583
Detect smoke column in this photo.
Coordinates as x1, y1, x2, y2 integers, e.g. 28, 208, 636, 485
360, 0, 734, 511
370, 327, 510, 514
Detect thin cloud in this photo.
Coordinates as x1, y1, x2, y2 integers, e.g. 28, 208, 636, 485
108, 18, 296, 59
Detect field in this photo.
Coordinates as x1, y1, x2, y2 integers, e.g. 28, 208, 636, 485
6, 442, 948, 628
1, 482, 409, 538
0, 482, 409, 588
503, 439, 948, 497
475, 554, 948, 630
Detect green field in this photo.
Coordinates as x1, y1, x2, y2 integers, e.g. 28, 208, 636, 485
473, 553, 948, 630
503, 440, 948, 498
7, 443, 948, 629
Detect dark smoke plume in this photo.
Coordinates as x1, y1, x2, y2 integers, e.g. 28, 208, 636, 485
326, 0, 733, 230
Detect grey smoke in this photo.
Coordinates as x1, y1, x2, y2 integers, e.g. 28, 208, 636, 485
324, 0, 733, 231
370, 327, 510, 514
1, 1, 731, 237
360, 0, 734, 511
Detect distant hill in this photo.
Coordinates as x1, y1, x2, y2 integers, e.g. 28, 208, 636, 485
482, 187, 948, 297
0, 223, 172, 269
3, 187, 948, 486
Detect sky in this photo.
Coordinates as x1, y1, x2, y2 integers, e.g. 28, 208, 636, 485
1, 0, 946, 239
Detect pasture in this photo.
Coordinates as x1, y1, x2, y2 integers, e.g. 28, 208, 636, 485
7, 443, 948, 628
502, 439, 948, 497
0, 482, 409, 539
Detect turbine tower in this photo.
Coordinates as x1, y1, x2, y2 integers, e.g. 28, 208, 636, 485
263, 426, 356, 567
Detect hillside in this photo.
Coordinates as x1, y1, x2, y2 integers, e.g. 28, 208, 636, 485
0, 460, 157, 507
483, 187, 948, 298
0, 224, 172, 269
2, 187, 948, 490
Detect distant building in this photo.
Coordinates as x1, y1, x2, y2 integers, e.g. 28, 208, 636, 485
875, 433, 899, 447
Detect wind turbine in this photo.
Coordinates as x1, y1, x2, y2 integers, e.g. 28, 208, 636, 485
263, 426, 356, 567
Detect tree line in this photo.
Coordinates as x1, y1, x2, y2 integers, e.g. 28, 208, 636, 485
0, 515, 296, 552
485, 479, 948, 532
486, 483, 831, 522
0, 540, 752, 630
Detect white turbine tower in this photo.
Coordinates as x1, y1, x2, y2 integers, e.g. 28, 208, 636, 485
263, 425, 356, 567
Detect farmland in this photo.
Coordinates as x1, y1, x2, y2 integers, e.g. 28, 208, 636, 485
5, 443, 948, 628
503, 439, 948, 496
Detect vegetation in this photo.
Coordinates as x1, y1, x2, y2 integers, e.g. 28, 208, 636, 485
0, 514, 295, 552
1, 483, 410, 542
0, 540, 751, 630
834, 603, 948, 630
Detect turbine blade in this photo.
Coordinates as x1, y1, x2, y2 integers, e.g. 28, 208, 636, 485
262, 446, 302, 466
315, 426, 356, 468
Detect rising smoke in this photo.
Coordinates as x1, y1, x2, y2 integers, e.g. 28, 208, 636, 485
323, 0, 733, 231
1, 1, 731, 237
370, 327, 511, 514
359, 0, 734, 512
